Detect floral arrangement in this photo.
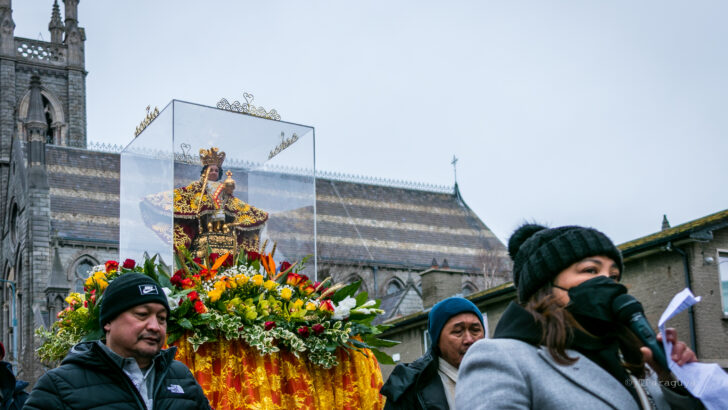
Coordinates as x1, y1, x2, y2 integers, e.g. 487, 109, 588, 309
37, 247, 398, 369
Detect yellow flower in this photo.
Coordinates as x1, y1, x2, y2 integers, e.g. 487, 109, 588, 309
235, 275, 249, 287
279, 287, 293, 301
305, 301, 317, 311
93, 271, 106, 280
214, 280, 227, 292
208, 288, 224, 303
292, 299, 304, 310
65, 293, 83, 305
263, 280, 278, 291
96, 279, 108, 292
251, 275, 264, 287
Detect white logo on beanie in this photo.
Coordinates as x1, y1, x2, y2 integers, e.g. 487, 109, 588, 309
139, 284, 159, 295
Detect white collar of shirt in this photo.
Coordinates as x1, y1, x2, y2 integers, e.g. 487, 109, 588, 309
438, 357, 458, 409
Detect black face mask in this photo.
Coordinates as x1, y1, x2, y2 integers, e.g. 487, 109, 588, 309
557, 275, 628, 326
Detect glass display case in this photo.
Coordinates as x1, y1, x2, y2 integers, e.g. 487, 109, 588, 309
119, 100, 316, 273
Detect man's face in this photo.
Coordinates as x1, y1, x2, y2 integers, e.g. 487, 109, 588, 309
104, 303, 167, 367
438, 312, 484, 368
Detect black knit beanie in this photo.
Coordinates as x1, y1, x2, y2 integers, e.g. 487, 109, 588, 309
508, 223, 623, 303
99, 273, 170, 327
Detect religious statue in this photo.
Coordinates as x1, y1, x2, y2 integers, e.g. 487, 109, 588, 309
171, 147, 268, 256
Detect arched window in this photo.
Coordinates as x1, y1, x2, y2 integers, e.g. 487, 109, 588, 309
8, 202, 18, 246
462, 282, 477, 296
385, 278, 404, 295
17, 88, 66, 145
73, 258, 97, 292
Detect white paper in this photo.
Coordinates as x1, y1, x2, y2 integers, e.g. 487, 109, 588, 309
658, 288, 728, 410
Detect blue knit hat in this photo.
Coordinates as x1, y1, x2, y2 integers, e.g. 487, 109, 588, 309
428, 297, 484, 353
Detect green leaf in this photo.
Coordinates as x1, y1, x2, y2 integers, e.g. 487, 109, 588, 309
364, 334, 400, 348
166, 332, 181, 345
332, 281, 361, 303
81, 328, 104, 342
355, 291, 369, 306
178, 318, 193, 330
371, 348, 396, 365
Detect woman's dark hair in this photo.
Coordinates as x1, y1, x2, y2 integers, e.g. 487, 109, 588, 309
201, 165, 223, 182
524, 284, 646, 378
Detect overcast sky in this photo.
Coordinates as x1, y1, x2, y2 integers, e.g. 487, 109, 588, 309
14, 1, 728, 245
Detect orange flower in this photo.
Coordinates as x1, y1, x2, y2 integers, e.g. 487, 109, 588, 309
286, 273, 303, 287
105, 260, 119, 273
260, 253, 276, 276
319, 299, 334, 313
194, 300, 207, 314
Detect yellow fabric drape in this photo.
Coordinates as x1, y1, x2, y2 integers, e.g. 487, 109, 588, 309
174, 334, 385, 410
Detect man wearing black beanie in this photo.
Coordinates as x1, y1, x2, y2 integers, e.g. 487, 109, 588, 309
26, 273, 211, 409
381, 297, 485, 409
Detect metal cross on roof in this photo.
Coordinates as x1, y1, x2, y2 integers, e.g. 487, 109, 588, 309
451, 155, 459, 185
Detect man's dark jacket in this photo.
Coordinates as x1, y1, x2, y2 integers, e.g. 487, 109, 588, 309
24, 341, 210, 410
0, 361, 28, 410
380, 350, 449, 409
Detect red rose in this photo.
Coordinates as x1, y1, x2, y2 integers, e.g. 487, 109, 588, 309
83, 300, 88, 308
279, 261, 292, 273
187, 291, 199, 301
194, 300, 207, 314
170, 271, 184, 287
105, 260, 119, 272
297, 326, 310, 338
122, 259, 136, 269
264, 321, 276, 331
193, 257, 203, 265
181, 278, 193, 289
312, 324, 325, 335
300, 274, 310, 283
209, 253, 220, 264
246, 251, 260, 261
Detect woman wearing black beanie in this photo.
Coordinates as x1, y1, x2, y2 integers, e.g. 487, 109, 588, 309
455, 223, 703, 410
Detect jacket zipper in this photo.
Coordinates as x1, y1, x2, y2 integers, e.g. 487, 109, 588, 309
95, 345, 150, 410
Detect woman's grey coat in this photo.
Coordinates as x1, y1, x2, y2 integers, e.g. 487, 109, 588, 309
456, 338, 700, 410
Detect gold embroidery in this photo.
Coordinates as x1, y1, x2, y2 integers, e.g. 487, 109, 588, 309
174, 334, 385, 410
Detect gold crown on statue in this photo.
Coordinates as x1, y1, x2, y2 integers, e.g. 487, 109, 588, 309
199, 147, 226, 167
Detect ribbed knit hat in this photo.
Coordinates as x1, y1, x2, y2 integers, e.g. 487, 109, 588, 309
508, 224, 623, 302
428, 297, 484, 353
99, 273, 170, 327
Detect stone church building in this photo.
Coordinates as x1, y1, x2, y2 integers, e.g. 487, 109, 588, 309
0, 1, 508, 381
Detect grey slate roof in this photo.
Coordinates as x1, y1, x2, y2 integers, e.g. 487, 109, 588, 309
44, 145, 506, 272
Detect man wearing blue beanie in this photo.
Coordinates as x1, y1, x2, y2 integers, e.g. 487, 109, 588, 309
381, 297, 485, 409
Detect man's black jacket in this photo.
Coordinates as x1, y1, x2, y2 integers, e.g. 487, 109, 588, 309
380, 350, 449, 409
24, 341, 210, 410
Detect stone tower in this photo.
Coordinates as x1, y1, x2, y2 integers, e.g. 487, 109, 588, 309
0, 0, 86, 379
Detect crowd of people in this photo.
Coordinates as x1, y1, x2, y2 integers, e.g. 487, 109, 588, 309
381, 224, 704, 410
6, 223, 707, 408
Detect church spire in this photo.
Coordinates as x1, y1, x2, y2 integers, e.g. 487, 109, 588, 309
25, 75, 47, 133
0, 0, 15, 57
63, 0, 84, 67
49, 0, 64, 44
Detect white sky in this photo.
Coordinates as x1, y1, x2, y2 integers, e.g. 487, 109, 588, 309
13, 0, 728, 245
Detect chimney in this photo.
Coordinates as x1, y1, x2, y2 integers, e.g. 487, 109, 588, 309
419, 265, 465, 309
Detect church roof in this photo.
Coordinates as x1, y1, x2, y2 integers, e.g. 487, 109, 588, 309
46, 146, 120, 244
44, 145, 506, 271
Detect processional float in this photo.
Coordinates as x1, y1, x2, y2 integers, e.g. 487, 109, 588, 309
37, 97, 393, 409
